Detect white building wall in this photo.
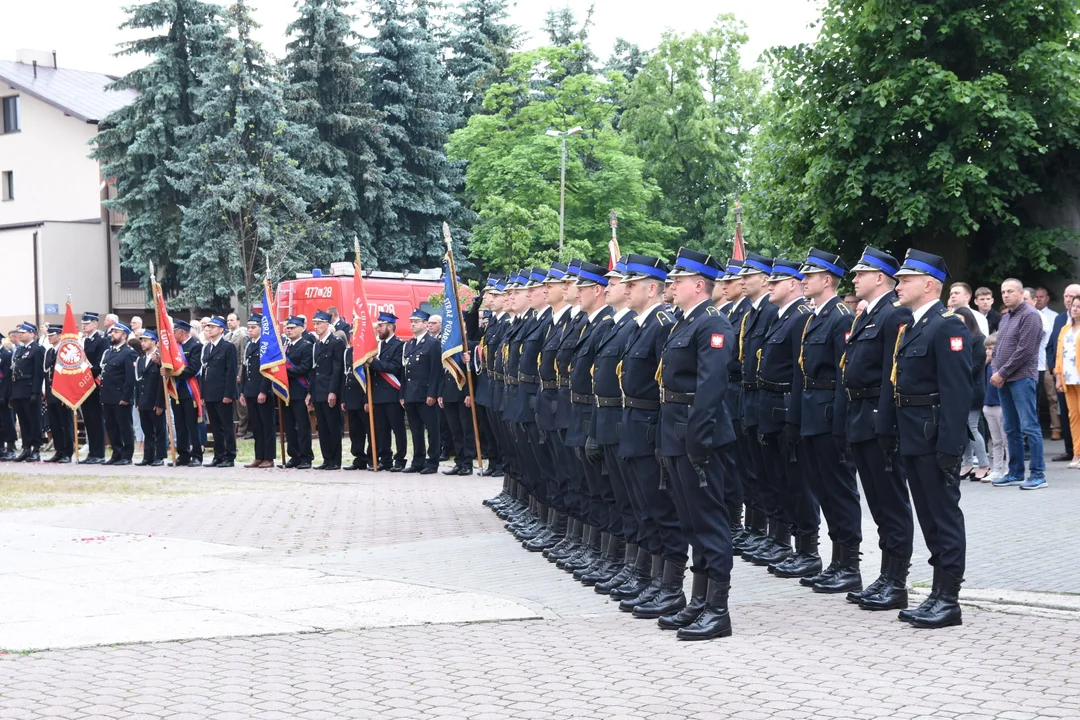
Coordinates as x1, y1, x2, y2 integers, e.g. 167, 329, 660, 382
0, 90, 102, 225
0, 225, 39, 329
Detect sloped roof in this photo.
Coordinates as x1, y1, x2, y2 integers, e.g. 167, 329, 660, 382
0, 60, 137, 124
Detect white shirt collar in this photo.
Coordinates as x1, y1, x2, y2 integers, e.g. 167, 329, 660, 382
635, 302, 663, 326
777, 297, 800, 318
551, 305, 570, 324
751, 293, 768, 310
683, 299, 711, 318
912, 300, 939, 324
865, 292, 890, 315
612, 307, 632, 323
569, 305, 581, 318
587, 306, 607, 323
415, 332, 428, 342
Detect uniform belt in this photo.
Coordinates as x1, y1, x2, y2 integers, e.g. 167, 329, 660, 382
803, 378, 836, 390
846, 386, 881, 400
518, 373, 540, 384
571, 392, 595, 405
759, 380, 792, 394
542, 379, 558, 390
661, 389, 694, 404
729, 371, 743, 382
741, 381, 759, 392
624, 396, 660, 410
895, 392, 939, 408
558, 378, 570, 388
506, 377, 519, 386
595, 395, 622, 408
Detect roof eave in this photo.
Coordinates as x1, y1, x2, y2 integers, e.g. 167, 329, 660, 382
0, 72, 96, 123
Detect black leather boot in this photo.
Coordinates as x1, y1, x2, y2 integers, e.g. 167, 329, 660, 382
906, 568, 962, 629
618, 555, 664, 612
557, 525, 595, 569
515, 504, 550, 541
749, 522, 791, 567
563, 527, 602, 571
525, 511, 567, 551
658, 571, 707, 629
812, 542, 862, 594
573, 532, 611, 579
736, 507, 768, 555
632, 560, 687, 619
861, 554, 910, 611
801, 541, 840, 587
770, 533, 822, 578
728, 503, 746, 553
595, 542, 638, 594
847, 553, 889, 604
581, 535, 625, 586
545, 518, 581, 559
677, 579, 732, 641
609, 547, 652, 600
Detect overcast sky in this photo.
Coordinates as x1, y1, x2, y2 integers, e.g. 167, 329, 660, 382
2, 0, 823, 76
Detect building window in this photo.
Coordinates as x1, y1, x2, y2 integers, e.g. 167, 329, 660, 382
1, 171, 13, 201
1, 96, 18, 134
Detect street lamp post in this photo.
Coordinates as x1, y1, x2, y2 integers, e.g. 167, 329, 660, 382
545, 126, 583, 251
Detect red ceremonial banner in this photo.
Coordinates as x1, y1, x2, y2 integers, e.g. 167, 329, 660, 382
51, 301, 96, 410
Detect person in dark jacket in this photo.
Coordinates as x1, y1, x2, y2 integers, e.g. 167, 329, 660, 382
401, 308, 443, 474
135, 332, 167, 466
0, 332, 17, 460
101, 323, 138, 464
308, 310, 344, 470
43, 325, 73, 463
342, 345, 372, 470
168, 319, 204, 467
79, 312, 108, 463
368, 313, 406, 471
10, 322, 46, 462
240, 315, 275, 468
282, 317, 315, 469
954, 307, 988, 479
200, 316, 239, 467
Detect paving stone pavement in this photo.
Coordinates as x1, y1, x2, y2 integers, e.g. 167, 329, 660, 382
2, 455, 1080, 718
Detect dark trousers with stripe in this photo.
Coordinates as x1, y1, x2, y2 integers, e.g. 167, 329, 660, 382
246, 396, 275, 462
138, 408, 167, 463
47, 401, 74, 458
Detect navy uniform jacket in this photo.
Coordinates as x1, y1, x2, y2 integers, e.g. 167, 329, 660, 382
402, 333, 442, 404
175, 337, 203, 400
241, 341, 272, 398
565, 307, 614, 447
485, 315, 510, 411
591, 309, 638, 445
9, 342, 45, 401
84, 331, 106, 381
136, 353, 166, 411
0, 346, 12, 403
658, 301, 736, 458
310, 333, 345, 402
842, 292, 911, 443
285, 337, 313, 399
618, 304, 675, 458
537, 307, 572, 432
554, 309, 586, 431
99, 344, 137, 405
881, 301, 973, 457
739, 298, 779, 428
724, 297, 752, 421
200, 340, 238, 403
343, 347, 367, 408
44, 346, 61, 405
790, 295, 854, 437
441, 338, 476, 403
502, 310, 533, 420
369, 336, 405, 404
512, 307, 550, 424
473, 315, 502, 408
757, 299, 812, 435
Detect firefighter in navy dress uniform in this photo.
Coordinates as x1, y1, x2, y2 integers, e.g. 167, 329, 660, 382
0, 331, 16, 460
43, 325, 73, 463
369, 313, 407, 471
79, 312, 108, 463
309, 310, 345, 471
717, 260, 754, 549
200, 316, 238, 467
881, 249, 971, 629
658, 248, 738, 641
168, 319, 204, 467
135, 331, 167, 466
100, 322, 138, 465
401, 309, 443, 474
240, 315, 276, 468
843, 247, 915, 612
282, 317, 315, 469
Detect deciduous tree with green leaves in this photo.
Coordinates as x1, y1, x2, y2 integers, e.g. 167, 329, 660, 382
447, 46, 681, 271
746, 0, 1080, 280
621, 15, 761, 258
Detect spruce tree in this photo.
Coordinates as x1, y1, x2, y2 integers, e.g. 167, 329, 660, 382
541, 5, 596, 77
283, 0, 391, 264
168, 0, 334, 309
91, 0, 223, 293
362, 0, 466, 270
446, 0, 519, 120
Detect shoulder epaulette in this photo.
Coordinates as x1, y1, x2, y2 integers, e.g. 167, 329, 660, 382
798, 306, 810, 314
706, 306, 721, 316
941, 310, 955, 317
837, 303, 853, 315
603, 316, 614, 321
656, 311, 673, 326
893, 300, 902, 307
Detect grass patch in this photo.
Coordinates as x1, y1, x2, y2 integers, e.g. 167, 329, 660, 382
0, 473, 283, 511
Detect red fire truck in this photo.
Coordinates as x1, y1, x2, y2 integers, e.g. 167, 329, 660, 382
273, 264, 473, 340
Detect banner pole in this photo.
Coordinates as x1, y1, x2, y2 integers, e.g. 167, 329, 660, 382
277, 398, 286, 467
148, 263, 178, 466
72, 408, 80, 464
366, 368, 378, 471
442, 223, 483, 470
